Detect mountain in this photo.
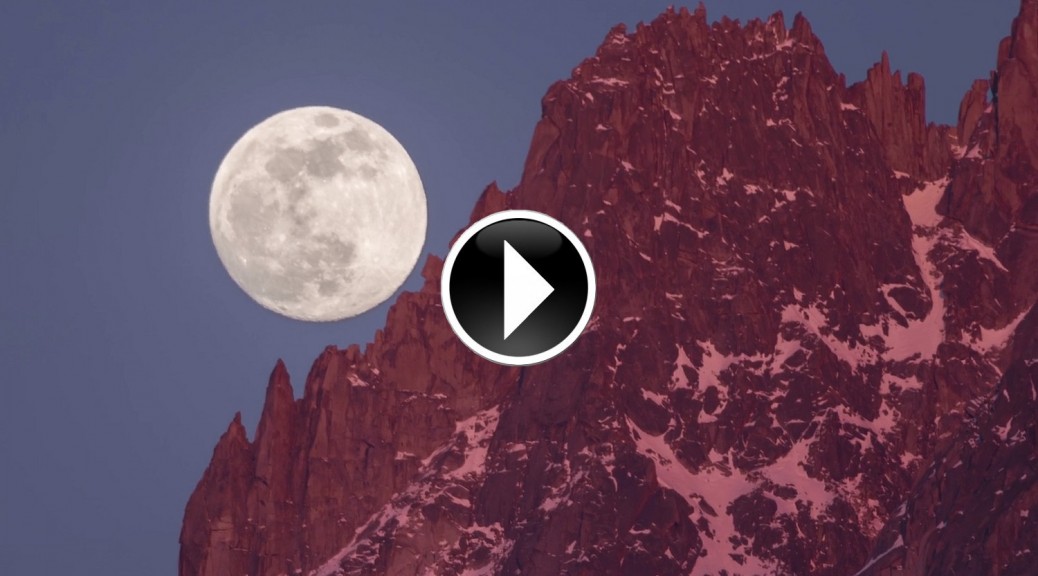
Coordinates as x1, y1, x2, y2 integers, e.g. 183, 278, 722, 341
180, 3, 1038, 575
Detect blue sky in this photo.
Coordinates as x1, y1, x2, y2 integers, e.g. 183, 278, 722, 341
0, 1, 1017, 573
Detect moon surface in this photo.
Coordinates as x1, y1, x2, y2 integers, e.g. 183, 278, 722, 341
209, 106, 427, 321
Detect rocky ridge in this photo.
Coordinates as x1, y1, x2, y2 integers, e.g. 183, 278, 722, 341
181, 4, 1038, 575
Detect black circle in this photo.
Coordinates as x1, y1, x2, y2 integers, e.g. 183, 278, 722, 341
449, 218, 589, 357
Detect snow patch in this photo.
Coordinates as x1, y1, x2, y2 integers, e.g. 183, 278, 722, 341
448, 407, 502, 480
972, 307, 1029, 358
346, 373, 370, 388
641, 388, 668, 406
671, 345, 695, 389
995, 417, 1015, 442
781, 304, 878, 368
950, 226, 1009, 272
852, 535, 904, 576
653, 212, 706, 237
590, 77, 629, 87
628, 420, 832, 575
627, 420, 771, 575
314, 407, 504, 576
875, 179, 950, 361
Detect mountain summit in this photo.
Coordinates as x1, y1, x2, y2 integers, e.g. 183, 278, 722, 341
181, 4, 1038, 575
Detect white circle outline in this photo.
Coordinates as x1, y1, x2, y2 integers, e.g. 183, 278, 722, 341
440, 210, 597, 366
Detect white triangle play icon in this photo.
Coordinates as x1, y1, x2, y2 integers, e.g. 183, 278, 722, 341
503, 240, 554, 340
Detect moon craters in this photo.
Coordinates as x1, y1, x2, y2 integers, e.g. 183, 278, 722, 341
209, 106, 427, 321
314, 112, 340, 127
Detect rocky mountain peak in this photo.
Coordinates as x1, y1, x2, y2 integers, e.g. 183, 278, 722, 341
944, 0, 1038, 318
182, 5, 1038, 575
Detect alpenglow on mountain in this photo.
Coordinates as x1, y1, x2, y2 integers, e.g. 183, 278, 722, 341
181, 3, 1038, 575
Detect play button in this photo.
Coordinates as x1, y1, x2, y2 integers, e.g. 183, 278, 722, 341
503, 241, 554, 339
441, 210, 596, 366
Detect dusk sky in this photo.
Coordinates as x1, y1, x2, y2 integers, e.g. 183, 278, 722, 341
0, 2, 1018, 573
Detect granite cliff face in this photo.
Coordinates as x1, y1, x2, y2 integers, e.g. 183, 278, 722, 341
181, 4, 1038, 575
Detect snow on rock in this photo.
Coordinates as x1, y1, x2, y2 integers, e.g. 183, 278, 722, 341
447, 407, 502, 480
851, 535, 904, 576
781, 304, 879, 368
627, 418, 774, 575
670, 345, 695, 389
971, 306, 1030, 360
951, 227, 1009, 273
628, 415, 839, 575
590, 77, 629, 87
716, 168, 735, 185
313, 407, 503, 576
653, 211, 706, 237
457, 523, 512, 576
872, 179, 948, 361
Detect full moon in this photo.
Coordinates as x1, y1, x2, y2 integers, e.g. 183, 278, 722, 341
209, 106, 427, 321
